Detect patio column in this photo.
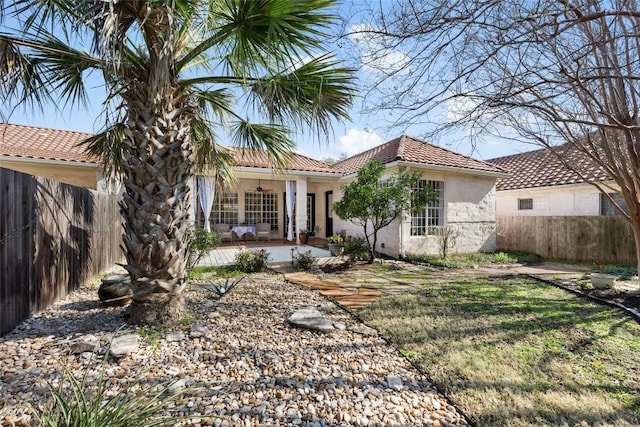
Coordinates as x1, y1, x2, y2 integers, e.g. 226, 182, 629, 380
295, 176, 308, 244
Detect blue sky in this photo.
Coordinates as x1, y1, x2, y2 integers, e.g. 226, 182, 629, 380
1, 1, 531, 162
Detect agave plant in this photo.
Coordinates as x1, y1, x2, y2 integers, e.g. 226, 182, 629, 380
0, 0, 355, 325
208, 276, 245, 298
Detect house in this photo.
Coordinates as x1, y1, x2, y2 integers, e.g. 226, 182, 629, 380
330, 135, 508, 257
0, 123, 508, 257
487, 146, 624, 217
0, 123, 108, 190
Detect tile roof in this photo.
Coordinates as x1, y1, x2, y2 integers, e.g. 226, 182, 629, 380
0, 123, 97, 164
0, 123, 338, 174
487, 145, 609, 191
231, 148, 339, 174
331, 135, 508, 175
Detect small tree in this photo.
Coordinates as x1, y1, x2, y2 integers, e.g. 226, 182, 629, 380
333, 159, 433, 263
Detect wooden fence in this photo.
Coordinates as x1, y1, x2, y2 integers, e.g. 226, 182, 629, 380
1, 168, 123, 335
497, 215, 637, 265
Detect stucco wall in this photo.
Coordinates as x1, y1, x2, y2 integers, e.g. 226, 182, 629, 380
401, 173, 497, 256
496, 184, 602, 216
0, 159, 98, 189
333, 170, 499, 258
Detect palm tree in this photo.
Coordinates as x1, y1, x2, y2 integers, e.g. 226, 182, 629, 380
0, 0, 355, 325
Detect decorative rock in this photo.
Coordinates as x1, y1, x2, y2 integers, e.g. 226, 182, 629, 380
100, 274, 131, 285
109, 334, 139, 357
387, 375, 404, 390
333, 322, 347, 330
69, 334, 100, 354
166, 332, 186, 342
0, 272, 469, 427
168, 378, 188, 393
190, 325, 209, 337
98, 276, 133, 307
288, 307, 334, 333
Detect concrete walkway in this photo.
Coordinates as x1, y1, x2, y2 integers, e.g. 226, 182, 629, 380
198, 244, 332, 267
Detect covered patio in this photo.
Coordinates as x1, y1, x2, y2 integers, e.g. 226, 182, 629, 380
195, 148, 341, 245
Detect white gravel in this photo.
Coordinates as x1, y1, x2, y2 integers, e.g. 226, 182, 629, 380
0, 272, 468, 427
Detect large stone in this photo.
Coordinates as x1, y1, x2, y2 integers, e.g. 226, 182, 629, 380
98, 276, 133, 307
109, 334, 139, 358
288, 307, 334, 333
69, 334, 100, 354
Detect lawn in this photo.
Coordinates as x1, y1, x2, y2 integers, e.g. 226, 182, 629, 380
358, 274, 640, 427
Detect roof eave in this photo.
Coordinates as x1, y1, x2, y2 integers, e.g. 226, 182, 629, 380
234, 166, 341, 178
0, 155, 99, 168
396, 160, 510, 178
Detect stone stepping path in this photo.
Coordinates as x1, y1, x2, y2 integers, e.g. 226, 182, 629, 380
284, 272, 384, 310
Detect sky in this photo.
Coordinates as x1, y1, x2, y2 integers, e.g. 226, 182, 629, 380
1, 1, 533, 162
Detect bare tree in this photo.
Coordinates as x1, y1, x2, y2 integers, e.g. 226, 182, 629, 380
346, 0, 640, 273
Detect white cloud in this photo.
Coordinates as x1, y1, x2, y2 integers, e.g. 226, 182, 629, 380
349, 23, 411, 77
337, 128, 383, 156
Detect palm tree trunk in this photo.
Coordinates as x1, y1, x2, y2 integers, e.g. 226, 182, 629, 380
120, 86, 194, 326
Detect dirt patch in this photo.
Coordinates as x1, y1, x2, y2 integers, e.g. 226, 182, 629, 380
562, 280, 640, 313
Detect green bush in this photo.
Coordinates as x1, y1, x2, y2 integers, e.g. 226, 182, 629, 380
234, 249, 271, 273
187, 226, 221, 269
343, 236, 370, 262
293, 249, 317, 270
493, 251, 518, 263
327, 234, 344, 244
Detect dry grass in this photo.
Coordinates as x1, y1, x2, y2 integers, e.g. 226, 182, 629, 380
358, 274, 640, 427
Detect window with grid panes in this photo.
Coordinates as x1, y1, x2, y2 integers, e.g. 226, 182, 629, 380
210, 192, 238, 227
411, 180, 444, 236
518, 198, 533, 210
244, 192, 278, 230
600, 193, 629, 216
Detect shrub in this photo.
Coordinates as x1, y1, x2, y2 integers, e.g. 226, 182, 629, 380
293, 249, 317, 270
234, 249, 271, 273
493, 251, 518, 263
187, 226, 221, 269
343, 236, 370, 262
327, 234, 344, 244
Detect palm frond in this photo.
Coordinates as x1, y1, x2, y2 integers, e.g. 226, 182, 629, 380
177, 0, 337, 75
0, 30, 103, 110
192, 88, 236, 123
0, 35, 51, 108
79, 121, 126, 176
190, 115, 236, 186
230, 119, 295, 168
250, 54, 356, 135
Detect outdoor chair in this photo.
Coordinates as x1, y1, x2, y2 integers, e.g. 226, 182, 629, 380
213, 223, 234, 242
256, 223, 271, 242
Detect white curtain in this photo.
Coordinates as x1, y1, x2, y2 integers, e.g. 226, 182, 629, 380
286, 180, 296, 241
198, 176, 216, 232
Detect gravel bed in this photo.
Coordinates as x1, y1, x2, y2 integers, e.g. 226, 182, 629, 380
0, 272, 468, 427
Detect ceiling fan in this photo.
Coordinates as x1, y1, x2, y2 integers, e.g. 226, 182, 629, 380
256, 179, 272, 193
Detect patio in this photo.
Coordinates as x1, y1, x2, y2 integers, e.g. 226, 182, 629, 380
198, 239, 332, 267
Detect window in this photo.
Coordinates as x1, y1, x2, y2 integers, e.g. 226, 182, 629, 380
518, 198, 533, 210
210, 192, 238, 227
245, 192, 278, 230
411, 180, 444, 236
600, 193, 628, 216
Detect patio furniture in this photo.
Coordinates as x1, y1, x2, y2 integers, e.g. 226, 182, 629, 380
232, 225, 256, 241
213, 223, 234, 242
256, 223, 271, 242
